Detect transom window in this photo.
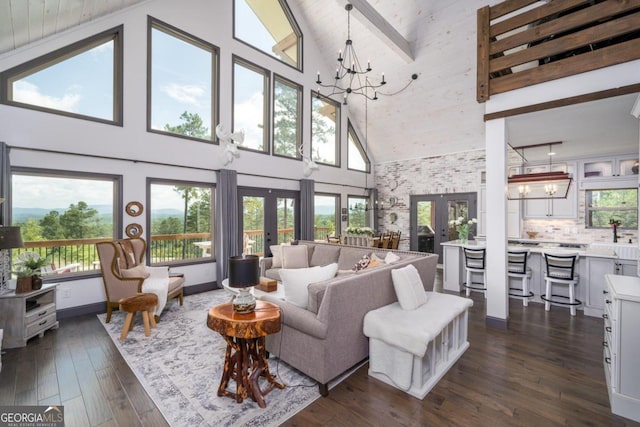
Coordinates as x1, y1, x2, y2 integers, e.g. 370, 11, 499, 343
314, 194, 340, 240
311, 92, 340, 167
234, 0, 302, 70
347, 121, 370, 172
0, 27, 123, 124
11, 169, 121, 278
586, 188, 638, 228
233, 57, 270, 153
273, 75, 302, 159
148, 180, 215, 265
149, 18, 219, 142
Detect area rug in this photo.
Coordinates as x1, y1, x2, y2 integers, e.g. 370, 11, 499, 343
97, 289, 323, 427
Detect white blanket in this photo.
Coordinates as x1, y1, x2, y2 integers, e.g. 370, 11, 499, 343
363, 292, 473, 358
141, 266, 170, 317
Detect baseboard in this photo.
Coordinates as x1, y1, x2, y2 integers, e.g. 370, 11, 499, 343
57, 282, 220, 319
485, 316, 509, 330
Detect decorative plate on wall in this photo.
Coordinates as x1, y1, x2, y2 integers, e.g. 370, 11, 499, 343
125, 223, 143, 238
126, 201, 143, 217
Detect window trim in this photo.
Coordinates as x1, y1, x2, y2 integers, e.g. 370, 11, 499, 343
0, 26, 124, 126
232, 55, 271, 154
272, 73, 303, 160
310, 91, 341, 168
146, 177, 216, 267
232, 0, 304, 72
347, 120, 371, 173
314, 192, 341, 237
147, 16, 220, 144
585, 187, 638, 229
10, 167, 123, 282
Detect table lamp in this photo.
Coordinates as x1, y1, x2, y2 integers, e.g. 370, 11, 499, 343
0, 226, 24, 294
228, 254, 259, 313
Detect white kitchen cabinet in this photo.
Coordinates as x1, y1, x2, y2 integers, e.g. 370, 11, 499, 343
583, 257, 615, 317
523, 162, 578, 219
603, 275, 640, 423
477, 185, 521, 238
580, 155, 639, 190
616, 259, 638, 277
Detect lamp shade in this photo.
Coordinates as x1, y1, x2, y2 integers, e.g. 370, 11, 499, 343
0, 226, 24, 250
228, 255, 259, 288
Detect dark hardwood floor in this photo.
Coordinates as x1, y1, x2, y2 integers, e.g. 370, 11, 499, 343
1, 275, 639, 426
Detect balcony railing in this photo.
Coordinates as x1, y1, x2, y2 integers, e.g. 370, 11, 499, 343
12, 227, 335, 277
477, 0, 640, 102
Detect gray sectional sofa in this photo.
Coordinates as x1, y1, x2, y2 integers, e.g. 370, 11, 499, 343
259, 240, 439, 396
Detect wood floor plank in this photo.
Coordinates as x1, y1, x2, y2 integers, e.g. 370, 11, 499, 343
95, 366, 142, 427
53, 343, 82, 402
73, 358, 113, 426
62, 395, 91, 427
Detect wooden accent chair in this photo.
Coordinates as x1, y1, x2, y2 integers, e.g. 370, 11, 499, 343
378, 233, 391, 249
389, 231, 401, 250
96, 238, 184, 323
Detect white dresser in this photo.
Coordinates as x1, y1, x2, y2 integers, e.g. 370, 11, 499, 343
603, 274, 640, 422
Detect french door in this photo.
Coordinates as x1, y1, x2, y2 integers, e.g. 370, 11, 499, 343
238, 187, 299, 257
409, 192, 477, 261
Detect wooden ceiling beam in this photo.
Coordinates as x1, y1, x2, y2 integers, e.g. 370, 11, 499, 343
341, 0, 414, 63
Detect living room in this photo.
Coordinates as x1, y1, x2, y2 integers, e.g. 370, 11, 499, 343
1, 0, 640, 425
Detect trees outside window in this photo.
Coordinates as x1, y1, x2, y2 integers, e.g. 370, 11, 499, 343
149, 181, 214, 264
348, 196, 368, 228
586, 188, 637, 228
314, 194, 339, 240
11, 170, 120, 276
311, 92, 340, 166
273, 75, 302, 158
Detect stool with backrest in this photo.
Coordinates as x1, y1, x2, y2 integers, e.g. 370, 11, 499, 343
542, 252, 580, 316
462, 246, 487, 298
508, 249, 534, 306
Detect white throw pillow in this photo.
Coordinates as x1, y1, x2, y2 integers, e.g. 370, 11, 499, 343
270, 244, 285, 268
279, 263, 338, 308
119, 263, 150, 279
391, 264, 428, 310
385, 251, 401, 264
282, 245, 309, 269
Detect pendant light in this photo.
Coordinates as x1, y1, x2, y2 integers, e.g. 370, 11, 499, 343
507, 142, 572, 200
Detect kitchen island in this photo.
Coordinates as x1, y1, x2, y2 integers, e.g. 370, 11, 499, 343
441, 239, 619, 317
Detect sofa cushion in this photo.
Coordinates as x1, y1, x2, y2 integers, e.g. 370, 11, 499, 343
270, 244, 289, 268
264, 268, 281, 281
310, 244, 341, 267
282, 245, 309, 269
338, 248, 371, 270
391, 264, 428, 310
367, 257, 383, 269
280, 263, 338, 308
385, 252, 401, 264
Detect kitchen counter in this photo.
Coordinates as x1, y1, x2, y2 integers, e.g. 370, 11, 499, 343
441, 239, 618, 259
441, 239, 620, 317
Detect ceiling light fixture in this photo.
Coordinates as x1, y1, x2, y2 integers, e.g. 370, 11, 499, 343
507, 142, 572, 200
315, 3, 418, 105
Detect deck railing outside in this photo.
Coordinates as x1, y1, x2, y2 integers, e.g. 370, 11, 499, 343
13, 227, 335, 275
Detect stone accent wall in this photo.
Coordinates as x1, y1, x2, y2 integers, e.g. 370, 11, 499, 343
374, 150, 486, 250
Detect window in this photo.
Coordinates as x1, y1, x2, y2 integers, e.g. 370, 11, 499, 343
1, 27, 123, 124
348, 196, 369, 228
586, 188, 637, 228
311, 92, 340, 166
11, 169, 121, 278
234, 0, 302, 70
314, 194, 339, 240
273, 75, 302, 158
347, 121, 370, 172
149, 18, 219, 142
148, 181, 214, 264
233, 57, 270, 152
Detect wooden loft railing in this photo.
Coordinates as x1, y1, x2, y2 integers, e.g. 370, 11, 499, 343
477, 0, 640, 102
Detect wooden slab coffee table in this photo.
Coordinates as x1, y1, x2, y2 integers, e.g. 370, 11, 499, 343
207, 300, 284, 408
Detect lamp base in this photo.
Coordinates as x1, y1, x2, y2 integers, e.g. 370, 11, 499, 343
232, 288, 256, 313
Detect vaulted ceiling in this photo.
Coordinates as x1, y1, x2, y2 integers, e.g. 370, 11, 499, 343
1, 0, 637, 164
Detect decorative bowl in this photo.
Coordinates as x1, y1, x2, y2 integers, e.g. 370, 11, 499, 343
526, 231, 539, 239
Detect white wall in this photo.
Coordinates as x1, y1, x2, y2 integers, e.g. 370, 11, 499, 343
0, 0, 373, 310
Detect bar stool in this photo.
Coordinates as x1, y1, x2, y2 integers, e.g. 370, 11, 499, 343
508, 249, 533, 306
462, 246, 487, 298
541, 252, 580, 316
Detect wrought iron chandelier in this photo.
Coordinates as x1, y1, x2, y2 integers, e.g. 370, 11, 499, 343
315, 3, 417, 105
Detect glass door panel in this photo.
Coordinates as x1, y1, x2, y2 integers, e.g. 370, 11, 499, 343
416, 201, 435, 253
242, 196, 265, 256
277, 197, 296, 244
447, 200, 469, 241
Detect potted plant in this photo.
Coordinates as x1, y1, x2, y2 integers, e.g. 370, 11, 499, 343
13, 252, 49, 292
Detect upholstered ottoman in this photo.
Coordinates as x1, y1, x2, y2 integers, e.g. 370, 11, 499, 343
363, 292, 473, 399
